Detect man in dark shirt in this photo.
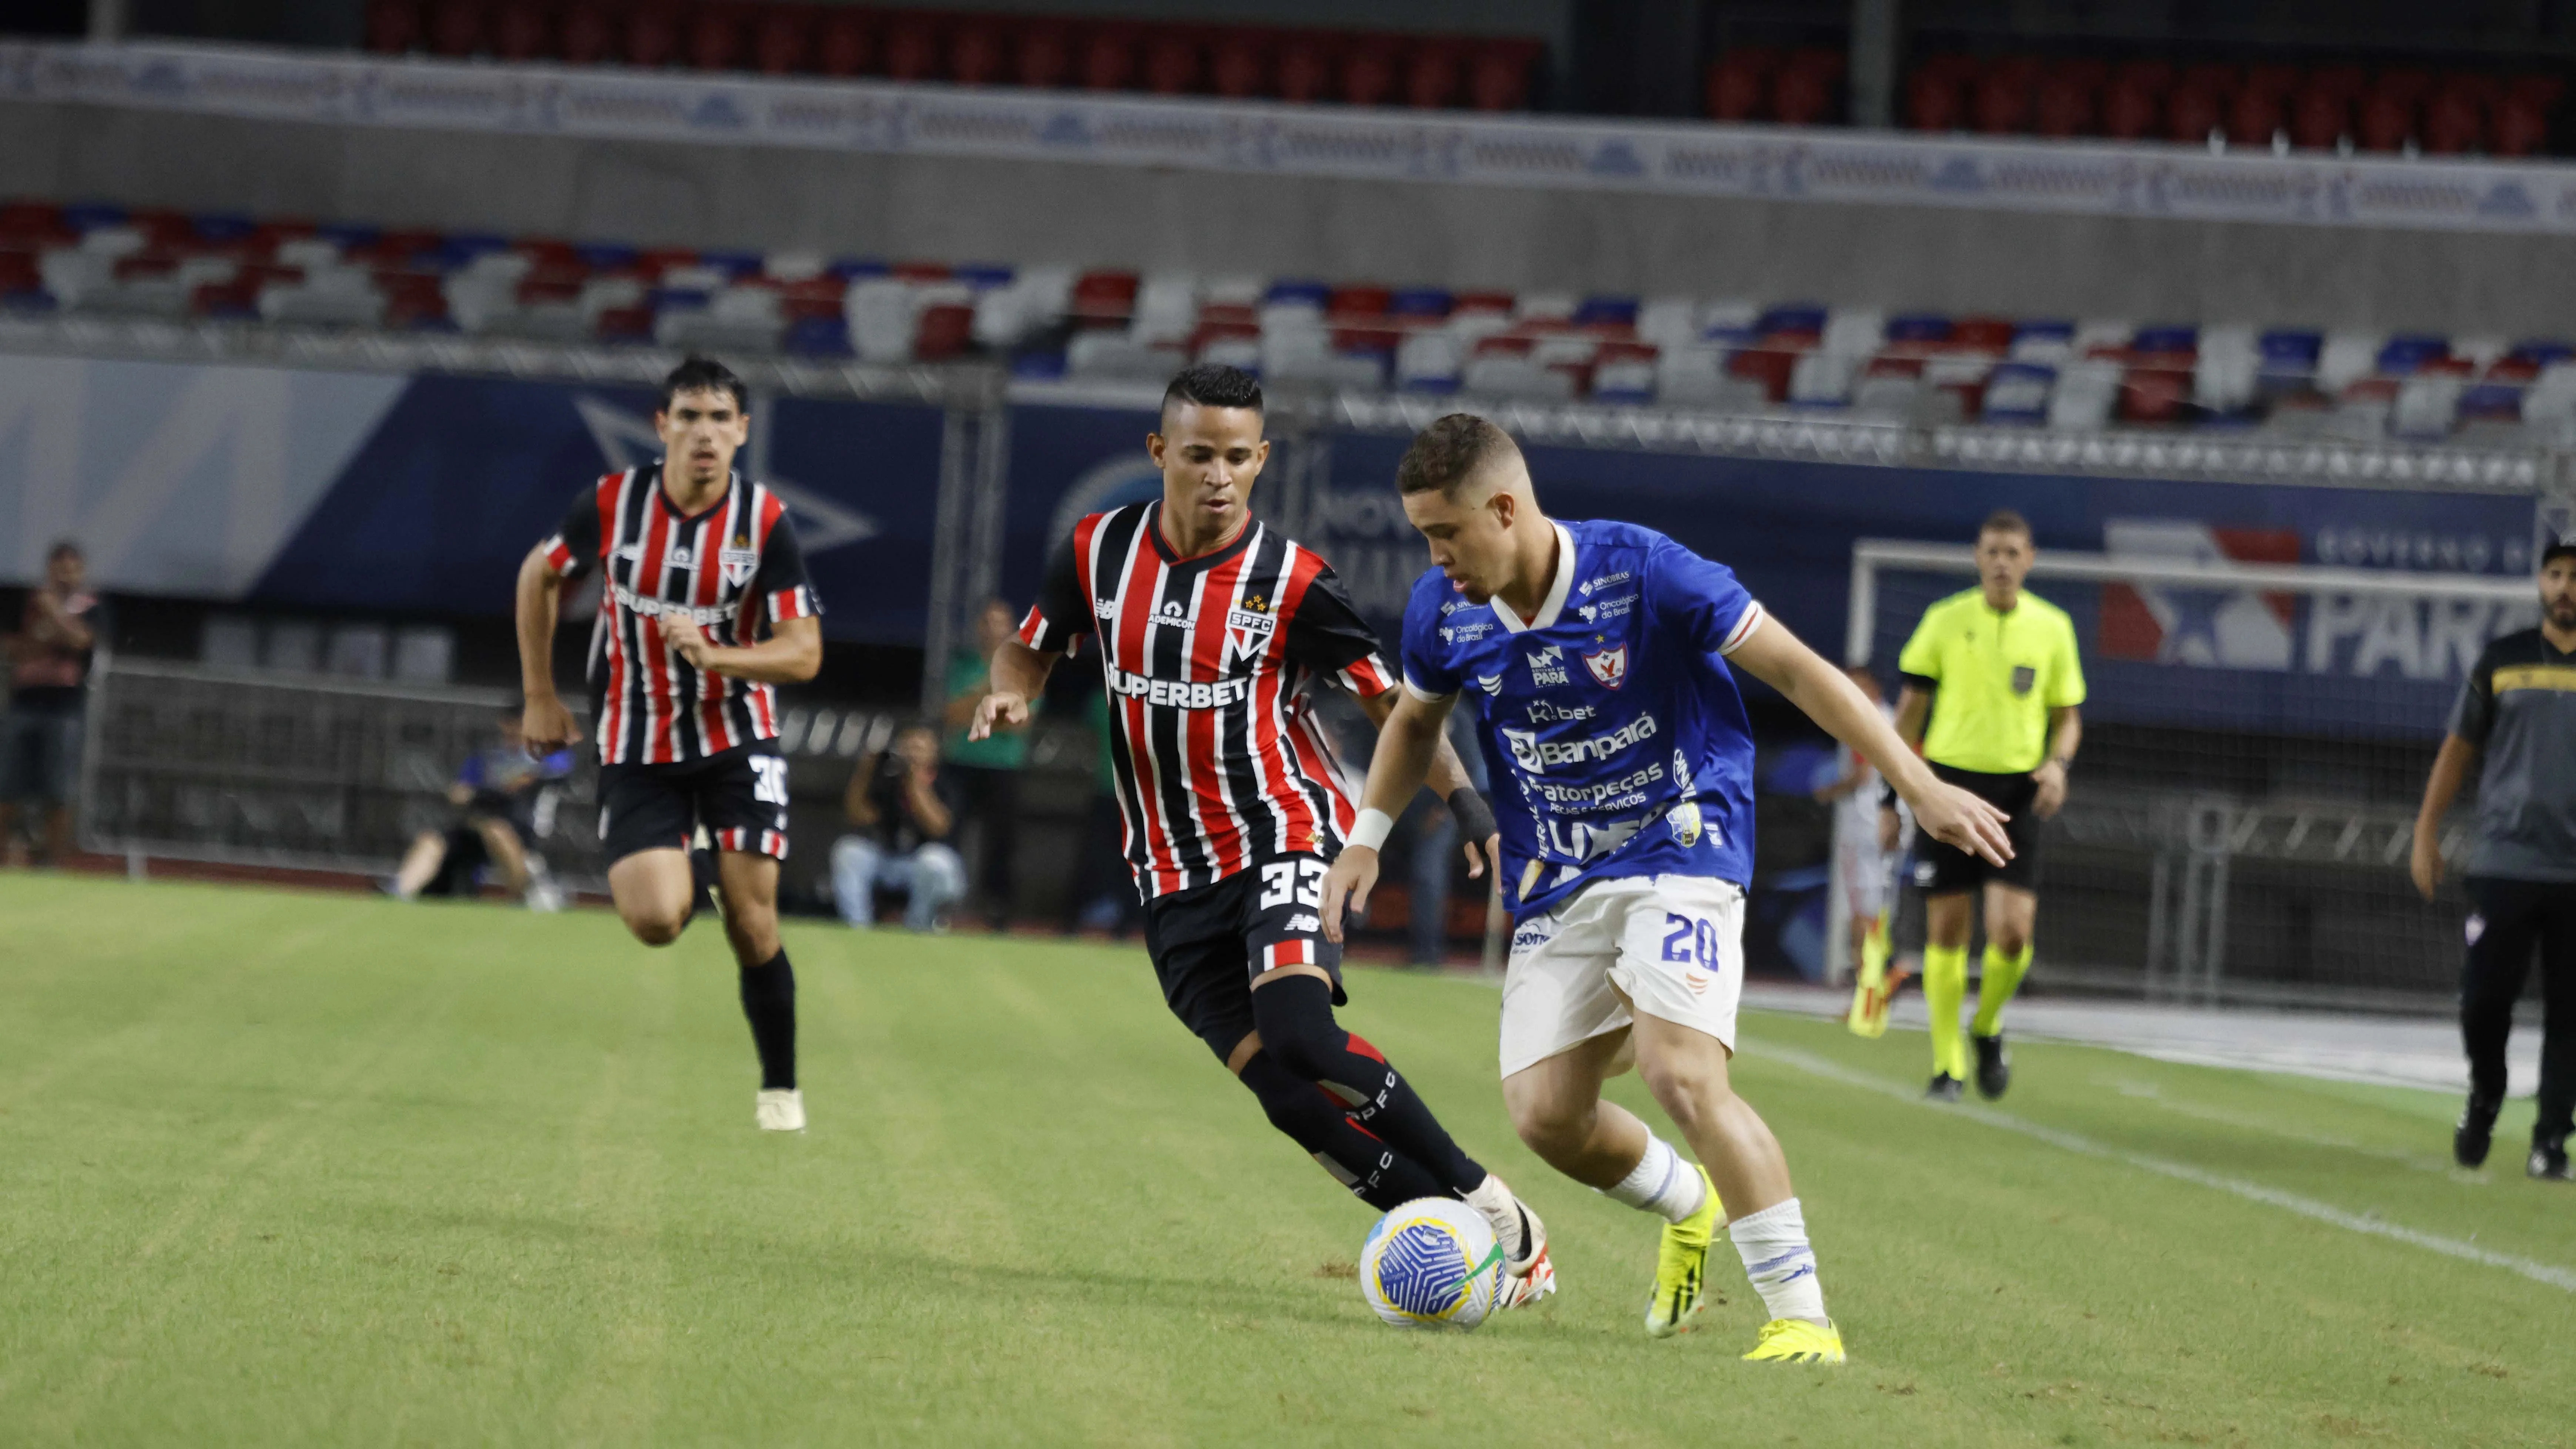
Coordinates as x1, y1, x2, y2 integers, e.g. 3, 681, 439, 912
829, 722, 966, 930
2, 541, 105, 867
2412, 538, 2576, 1181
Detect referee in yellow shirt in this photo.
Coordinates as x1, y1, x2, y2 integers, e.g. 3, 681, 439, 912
1894, 510, 2086, 1101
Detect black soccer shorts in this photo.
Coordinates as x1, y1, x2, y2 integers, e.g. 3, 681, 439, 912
1911, 763, 2044, 895
597, 741, 791, 864
1140, 854, 1348, 1063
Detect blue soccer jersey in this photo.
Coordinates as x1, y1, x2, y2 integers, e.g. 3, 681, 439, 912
1400, 519, 1767, 918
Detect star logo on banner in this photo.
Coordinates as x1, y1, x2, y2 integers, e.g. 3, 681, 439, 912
574, 395, 879, 554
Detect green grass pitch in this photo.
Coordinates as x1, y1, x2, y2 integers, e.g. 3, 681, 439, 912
3, 873, 2570, 1447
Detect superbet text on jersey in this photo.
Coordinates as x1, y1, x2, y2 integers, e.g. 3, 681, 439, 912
1399, 519, 1767, 916
1018, 501, 1396, 898
540, 464, 820, 766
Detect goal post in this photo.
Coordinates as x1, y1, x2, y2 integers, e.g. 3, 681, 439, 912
1834, 537, 2539, 1010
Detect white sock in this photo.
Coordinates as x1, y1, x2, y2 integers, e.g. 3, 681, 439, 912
1729, 1197, 1827, 1325
1459, 1174, 1527, 1258
1600, 1134, 1708, 1224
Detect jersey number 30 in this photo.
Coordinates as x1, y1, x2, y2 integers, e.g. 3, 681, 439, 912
750, 757, 789, 807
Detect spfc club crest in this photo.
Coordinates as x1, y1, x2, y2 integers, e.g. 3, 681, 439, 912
718, 537, 759, 588
1583, 644, 1628, 689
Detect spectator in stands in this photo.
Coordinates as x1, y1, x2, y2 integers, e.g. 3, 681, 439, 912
390, 703, 572, 909
2412, 537, 2576, 1183
943, 597, 1029, 930
1062, 685, 1140, 937
1, 541, 106, 867
831, 721, 966, 931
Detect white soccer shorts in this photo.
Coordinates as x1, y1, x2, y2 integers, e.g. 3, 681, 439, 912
1498, 873, 1745, 1079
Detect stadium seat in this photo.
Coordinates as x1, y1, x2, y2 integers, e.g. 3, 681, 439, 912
1981, 362, 2054, 423
816, 10, 872, 77
1276, 34, 1336, 104
2290, 82, 2348, 150
1143, 30, 1204, 95
1016, 21, 1074, 89
1080, 26, 1137, 91
1342, 38, 1402, 107
1405, 43, 1463, 109
2165, 83, 2224, 144
686, 5, 743, 72
492, 2, 551, 61
2357, 85, 2416, 151
624, 3, 681, 68
1208, 30, 1269, 98
2422, 84, 2485, 154
1788, 350, 1856, 406
1951, 316, 2016, 354
427, 0, 484, 59
1905, 66, 1964, 132
366, 0, 422, 54
2227, 85, 2284, 148
557, 1, 615, 64
1971, 64, 2033, 134
914, 302, 976, 361
883, 16, 942, 82
2493, 93, 2552, 156
2118, 364, 2193, 423
1070, 269, 1140, 326
947, 20, 1006, 85
752, 6, 809, 75
1468, 42, 1537, 112
2034, 70, 2097, 137
2101, 65, 2161, 140
1706, 50, 1774, 123
2377, 334, 2452, 373
1589, 343, 1657, 405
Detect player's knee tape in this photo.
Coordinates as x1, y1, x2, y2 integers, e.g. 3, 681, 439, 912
1238, 1051, 1442, 1211
1250, 974, 1391, 1108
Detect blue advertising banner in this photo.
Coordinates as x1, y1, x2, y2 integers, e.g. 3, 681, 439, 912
250, 376, 945, 644
994, 402, 1165, 616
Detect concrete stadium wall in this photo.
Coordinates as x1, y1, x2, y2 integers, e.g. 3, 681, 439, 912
6, 97, 2570, 335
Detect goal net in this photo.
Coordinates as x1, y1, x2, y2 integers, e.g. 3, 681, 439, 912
1843, 536, 2540, 1010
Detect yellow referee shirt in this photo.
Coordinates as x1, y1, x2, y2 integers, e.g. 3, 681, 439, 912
1896, 588, 2087, 774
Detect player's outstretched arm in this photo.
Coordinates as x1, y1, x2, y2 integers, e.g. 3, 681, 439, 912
968, 638, 1057, 741
515, 544, 581, 754
1354, 686, 1497, 880
1728, 616, 2015, 868
1319, 687, 1460, 943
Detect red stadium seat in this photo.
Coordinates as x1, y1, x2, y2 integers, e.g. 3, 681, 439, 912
492, 2, 550, 61
1015, 21, 1073, 88
2164, 84, 2224, 144
2101, 73, 2159, 138
2243, 63, 2300, 101
427, 0, 484, 58
1468, 41, 1536, 111
2377, 68, 2435, 107
1327, 284, 1392, 319
366, 0, 422, 54
1342, 38, 1401, 107
915, 303, 976, 361
1405, 43, 1463, 109
1209, 30, 1269, 98
753, 6, 809, 75
2423, 84, 2485, 154
1951, 317, 2015, 353
2118, 366, 2191, 424
816, 10, 871, 76
2033, 70, 2096, 137
1276, 34, 1337, 104
1143, 30, 1204, 95
1070, 270, 1138, 325
686, 6, 743, 72
2357, 86, 2415, 151
881, 16, 942, 82
1725, 346, 1797, 403
1080, 26, 1137, 91
2493, 94, 2552, 156
1905, 66, 1964, 131
2310, 63, 2367, 101
2227, 85, 2284, 147
2290, 82, 2348, 149
1707, 49, 1775, 122
2177, 61, 2238, 97
1971, 66, 2033, 134
950, 20, 1007, 86
1774, 51, 1839, 125
625, 3, 681, 69
888, 260, 951, 282
559, 1, 614, 64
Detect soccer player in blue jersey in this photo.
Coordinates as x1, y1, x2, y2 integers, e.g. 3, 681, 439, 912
1320, 416, 2012, 1362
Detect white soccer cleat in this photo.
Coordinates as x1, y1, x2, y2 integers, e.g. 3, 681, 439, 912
755, 1087, 805, 1132
1496, 1241, 1558, 1309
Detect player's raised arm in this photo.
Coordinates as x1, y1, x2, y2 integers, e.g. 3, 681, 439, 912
1725, 616, 2015, 869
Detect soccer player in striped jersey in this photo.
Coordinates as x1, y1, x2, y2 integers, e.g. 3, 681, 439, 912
1321, 416, 2011, 1361
516, 356, 824, 1133
969, 365, 1556, 1301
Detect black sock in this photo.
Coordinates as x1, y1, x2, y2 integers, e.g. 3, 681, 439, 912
1250, 974, 1486, 1195
686, 847, 719, 927
1239, 1051, 1446, 1211
738, 949, 796, 1090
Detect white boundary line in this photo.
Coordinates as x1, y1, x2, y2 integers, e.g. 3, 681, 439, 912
1756, 1042, 2576, 1294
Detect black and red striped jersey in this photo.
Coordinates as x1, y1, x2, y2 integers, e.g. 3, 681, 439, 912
1020, 502, 1395, 899
540, 464, 821, 766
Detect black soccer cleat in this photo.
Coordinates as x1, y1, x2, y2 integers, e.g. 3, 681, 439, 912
2530, 1137, 2572, 1183
2454, 1093, 2501, 1168
1925, 1072, 1965, 1103
1971, 1032, 2012, 1101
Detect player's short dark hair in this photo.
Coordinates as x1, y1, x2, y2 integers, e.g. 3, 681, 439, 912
1161, 363, 1263, 417
660, 355, 749, 414
1396, 413, 1520, 496
46, 539, 81, 563
1979, 509, 2033, 541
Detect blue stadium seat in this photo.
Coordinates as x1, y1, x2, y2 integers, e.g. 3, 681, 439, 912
1390, 287, 1453, 321
784, 315, 855, 357
955, 263, 1016, 289
60, 202, 128, 233
2131, 324, 2198, 355
697, 248, 766, 278
2375, 334, 2450, 373
1756, 302, 1827, 337
1574, 295, 1640, 329
2508, 339, 2573, 368
430, 233, 514, 269
1886, 313, 1952, 344
575, 242, 639, 272
190, 212, 259, 244
1012, 348, 1070, 379
829, 258, 892, 281
313, 221, 382, 250
2012, 319, 2074, 346
1981, 362, 2055, 423
1263, 279, 1332, 309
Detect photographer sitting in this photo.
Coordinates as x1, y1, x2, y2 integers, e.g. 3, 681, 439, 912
829, 722, 966, 931
392, 704, 572, 909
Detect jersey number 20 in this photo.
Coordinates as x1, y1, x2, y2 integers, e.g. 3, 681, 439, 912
1660, 913, 1722, 972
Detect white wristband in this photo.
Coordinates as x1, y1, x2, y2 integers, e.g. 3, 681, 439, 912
1346, 808, 1395, 853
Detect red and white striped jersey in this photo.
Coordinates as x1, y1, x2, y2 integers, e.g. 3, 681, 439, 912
1021, 502, 1395, 899
540, 464, 821, 766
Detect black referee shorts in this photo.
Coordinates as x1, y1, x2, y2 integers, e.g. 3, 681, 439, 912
1911, 763, 2043, 896
1141, 855, 1346, 1063
597, 741, 790, 865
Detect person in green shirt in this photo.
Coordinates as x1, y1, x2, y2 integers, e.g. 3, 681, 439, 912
943, 598, 1030, 931
1893, 510, 2085, 1103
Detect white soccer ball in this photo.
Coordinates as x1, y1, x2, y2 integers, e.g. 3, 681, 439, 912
1358, 1196, 1506, 1331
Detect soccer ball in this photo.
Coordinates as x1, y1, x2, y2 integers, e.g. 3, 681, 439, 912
1358, 1197, 1506, 1331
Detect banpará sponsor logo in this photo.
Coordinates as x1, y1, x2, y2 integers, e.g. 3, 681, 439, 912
1104, 664, 1252, 710
1501, 713, 1659, 773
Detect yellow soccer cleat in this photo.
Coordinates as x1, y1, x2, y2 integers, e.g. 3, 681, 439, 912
1644, 1165, 1721, 1338
1743, 1317, 1846, 1364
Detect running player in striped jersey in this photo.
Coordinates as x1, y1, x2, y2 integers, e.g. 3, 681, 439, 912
516, 356, 823, 1133
969, 365, 1556, 1301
